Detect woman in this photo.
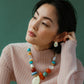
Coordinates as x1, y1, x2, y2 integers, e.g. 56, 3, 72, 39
0, 0, 84, 84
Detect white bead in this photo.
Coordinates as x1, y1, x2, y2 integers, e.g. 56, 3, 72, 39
28, 55, 32, 59
49, 65, 54, 69
53, 56, 56, 61
29, 58, 33, 60
30, 64, 34, 68
32, 76, 40, 84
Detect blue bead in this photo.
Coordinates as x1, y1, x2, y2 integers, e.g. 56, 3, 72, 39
27, 48, 31, 52
32, 71, 38, 76
52, 61, 56, 64
29, 61, 33, 64
43, 72, 48, 77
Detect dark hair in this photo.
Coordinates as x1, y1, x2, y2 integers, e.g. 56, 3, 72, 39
32, 0, 77, 54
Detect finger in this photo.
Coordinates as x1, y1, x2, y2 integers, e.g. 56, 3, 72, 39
72, 32, 76, 38
64, 34, 73, 41
68, 32, 76, 39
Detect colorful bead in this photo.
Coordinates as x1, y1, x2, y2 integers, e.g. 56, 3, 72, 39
46, 68, 51, 73
27, 48, 31, 52
28, 52, 32, 55
53, 56, 56, 61
32, 71, 38, 76
30, 64, 34, 68
49, 65, 54, 69
31, 68, 36, 72
29, 61, 33, 64
52, 61, 56, 64
51, 63, 55, 66
32, 76, 40, 84
43, 72, 48, 77
39, 72, 45, 80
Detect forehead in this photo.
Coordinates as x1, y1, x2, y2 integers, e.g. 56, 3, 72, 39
36, 3, 58, 22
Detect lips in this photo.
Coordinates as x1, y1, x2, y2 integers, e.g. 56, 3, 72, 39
28, 31, 36, 37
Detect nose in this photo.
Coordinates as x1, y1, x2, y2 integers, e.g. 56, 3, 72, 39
32, 20, 39, 31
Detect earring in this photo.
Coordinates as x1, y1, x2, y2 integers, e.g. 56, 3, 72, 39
54, 41, 58, 47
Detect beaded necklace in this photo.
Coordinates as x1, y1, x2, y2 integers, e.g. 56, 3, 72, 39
27, 45, 57, 84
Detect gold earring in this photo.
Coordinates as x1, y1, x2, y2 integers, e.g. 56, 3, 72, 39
54, 41, 58, 47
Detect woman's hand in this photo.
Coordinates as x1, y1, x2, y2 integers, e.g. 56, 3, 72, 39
63, 31, 77, 43
55, 31, 77, 43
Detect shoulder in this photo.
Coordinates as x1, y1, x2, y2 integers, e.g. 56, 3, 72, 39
3, 42, 31, 49
7, 42, 31, 48
2, 42, 31, 54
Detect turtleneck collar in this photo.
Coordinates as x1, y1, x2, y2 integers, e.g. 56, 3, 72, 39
31, 45, 55, 57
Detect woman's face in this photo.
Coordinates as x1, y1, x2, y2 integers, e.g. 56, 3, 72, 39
26, 3, 59, 49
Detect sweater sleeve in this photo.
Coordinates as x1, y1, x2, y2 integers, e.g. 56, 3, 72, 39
0, 44, 14, 84
57, 40, 82, 84
70, 59, 84, 84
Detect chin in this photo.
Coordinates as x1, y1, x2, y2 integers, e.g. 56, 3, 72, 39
25, 35, 36, 45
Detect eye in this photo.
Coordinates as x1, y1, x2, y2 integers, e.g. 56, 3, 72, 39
33, 16, 37, 19
42, 22, 49, 27
32, 16, 49, 27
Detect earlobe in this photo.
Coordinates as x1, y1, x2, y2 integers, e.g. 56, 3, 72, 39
53, 34, 63, 42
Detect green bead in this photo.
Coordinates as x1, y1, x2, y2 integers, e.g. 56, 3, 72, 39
43, 72, 48, 77
52, 61, 56, 64
29, 61, 33, 64
27, 48, 31, 51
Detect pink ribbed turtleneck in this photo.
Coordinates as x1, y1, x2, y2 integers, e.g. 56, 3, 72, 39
0, 40, 84, 84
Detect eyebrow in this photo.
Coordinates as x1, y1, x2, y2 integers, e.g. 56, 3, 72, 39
35, 11, 53, 23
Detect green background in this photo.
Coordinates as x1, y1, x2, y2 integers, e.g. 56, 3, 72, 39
0, 0, 84, 84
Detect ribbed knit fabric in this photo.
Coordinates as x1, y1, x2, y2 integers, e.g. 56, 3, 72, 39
0, 40, 84, 84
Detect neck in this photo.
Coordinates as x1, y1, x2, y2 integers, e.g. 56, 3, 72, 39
32, 44, 51, 51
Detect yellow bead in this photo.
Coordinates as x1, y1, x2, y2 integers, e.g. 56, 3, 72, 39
51, 63, 55, 66
28, 52, 32, 55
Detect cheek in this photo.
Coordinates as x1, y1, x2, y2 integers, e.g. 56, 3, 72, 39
38, 29, 56, 41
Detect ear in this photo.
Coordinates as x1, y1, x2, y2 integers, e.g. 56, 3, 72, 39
53, 32, 68, 42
